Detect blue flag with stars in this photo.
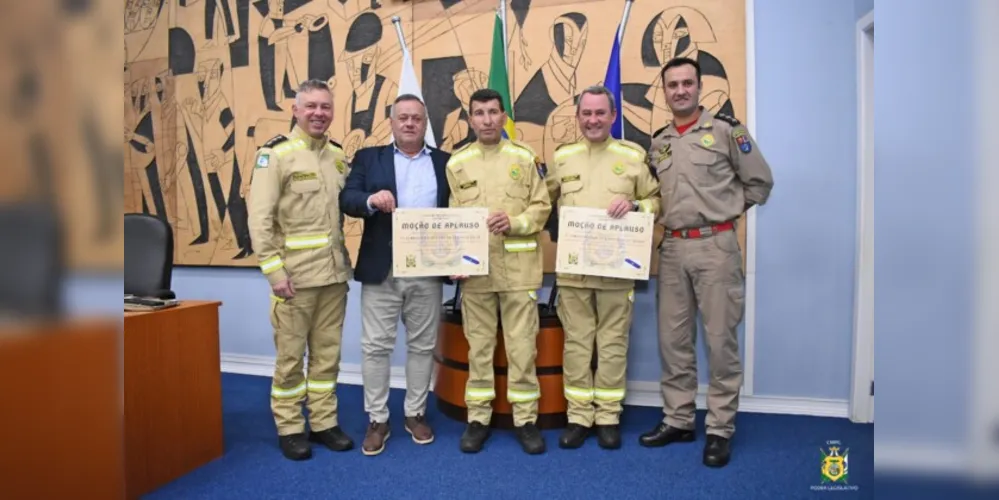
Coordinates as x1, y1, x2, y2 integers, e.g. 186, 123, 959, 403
603, 25, 624, 139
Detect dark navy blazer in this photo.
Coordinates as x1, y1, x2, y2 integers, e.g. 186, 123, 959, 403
339, 144, 452, 284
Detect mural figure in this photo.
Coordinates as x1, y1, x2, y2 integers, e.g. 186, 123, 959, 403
123, 0, 747, 269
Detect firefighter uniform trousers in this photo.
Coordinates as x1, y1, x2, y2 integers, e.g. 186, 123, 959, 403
462, 289, 541, 426
545, 137, 662, 427
557, 286, 634, 426
444, 138, 553, 428
270, 282, 348, 435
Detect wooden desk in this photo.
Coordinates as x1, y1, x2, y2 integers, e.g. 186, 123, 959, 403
0, 319, 125, 499
124, 300, 224, 499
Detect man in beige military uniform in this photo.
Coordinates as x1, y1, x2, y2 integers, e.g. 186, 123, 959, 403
545, 85, 661, 450
447, 88, 552, 455
639, 58, 774, 468
247, 79, 355, 461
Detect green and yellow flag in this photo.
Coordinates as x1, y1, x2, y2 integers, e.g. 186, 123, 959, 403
487, 7, 516, 140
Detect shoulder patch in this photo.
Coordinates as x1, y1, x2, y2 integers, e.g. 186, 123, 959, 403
535, 159, 548, 178
262, 135, 288, 148
713, 113, 741, 127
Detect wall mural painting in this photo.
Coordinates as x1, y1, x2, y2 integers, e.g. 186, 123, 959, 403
123, 0, 747, 272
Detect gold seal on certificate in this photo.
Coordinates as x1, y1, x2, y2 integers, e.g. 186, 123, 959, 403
555, 206, 655, 280
392, 207, 490, 278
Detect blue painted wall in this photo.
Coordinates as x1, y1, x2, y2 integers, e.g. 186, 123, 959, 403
97, 0, 872, 403
874, 0, 974, 448
751, 0, 859, 400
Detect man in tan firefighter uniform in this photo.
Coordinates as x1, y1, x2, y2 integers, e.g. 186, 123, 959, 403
639, 57, 774, 468
247, 79, 356, 461
545, 85, 661, 450
446, 88, 552, 455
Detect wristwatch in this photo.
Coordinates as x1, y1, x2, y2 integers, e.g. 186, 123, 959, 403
631, 200, 640, 211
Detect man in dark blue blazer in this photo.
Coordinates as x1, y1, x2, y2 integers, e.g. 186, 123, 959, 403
339, 94, 451, 457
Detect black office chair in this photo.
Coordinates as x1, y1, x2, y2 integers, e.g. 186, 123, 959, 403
124, 213, 175, 299
0, 202, 65, 319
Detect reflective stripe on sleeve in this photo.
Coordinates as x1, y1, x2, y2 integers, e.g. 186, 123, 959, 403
285, 234, 330, 250
260, 255, 284, 274
503, 238, 537, 252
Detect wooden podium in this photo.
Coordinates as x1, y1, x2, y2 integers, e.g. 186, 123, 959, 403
433, 304, 569, 429
124, 300, 224, 499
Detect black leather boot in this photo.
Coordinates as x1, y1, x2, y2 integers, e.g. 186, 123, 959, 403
515, 422, 546, 455
558, 423, 591, 449
596, 425, 621, 450
309, 426, 354, 451
459, 421, 491, 453
278, 433, 312, 460
703, 435, 731, 467
638, 422, 695, 447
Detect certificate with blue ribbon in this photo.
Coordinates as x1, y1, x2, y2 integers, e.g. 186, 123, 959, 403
392, 207, 490, 278
555, 206, 655, 280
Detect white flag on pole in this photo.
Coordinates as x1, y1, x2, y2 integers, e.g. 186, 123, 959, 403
396, 45, 437, 148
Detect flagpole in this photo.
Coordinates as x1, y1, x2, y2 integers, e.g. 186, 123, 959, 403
391, 16, 408, 55
617, 0, 634, 43
499, 0, 508, 67
616, 0, 634, 139
390, 15, 438, 147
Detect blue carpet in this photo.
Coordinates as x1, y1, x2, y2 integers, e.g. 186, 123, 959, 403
146, 373, 873, 499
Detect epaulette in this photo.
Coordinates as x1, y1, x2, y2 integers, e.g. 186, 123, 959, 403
553, 141, 586, 163
615, 139, 646, 155
508, 139, 536, 153
451, 142, 473, 156
262, 135, 288, 149
713, 113, 741, 127
652, 125, 669, 138
501, 140, 534, 164
447, 143, 477, 168
328, 139, 342, 149
608, 140, 645, 163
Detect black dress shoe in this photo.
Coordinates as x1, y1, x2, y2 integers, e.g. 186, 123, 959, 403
460, 421, 490, 453
596, 425, 621, 450
515, 422, 546, 455
703, 435, 731, 467
638, 422, 695, 447
558, 423, 591, 449
309, 426, 354, 451
279, 433, 312, 460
